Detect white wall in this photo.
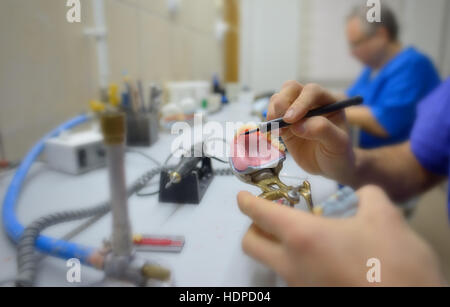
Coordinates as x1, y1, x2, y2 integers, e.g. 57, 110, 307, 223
240, 0, 450, 93
401, 0, 449, 77
240, 0, 301, 93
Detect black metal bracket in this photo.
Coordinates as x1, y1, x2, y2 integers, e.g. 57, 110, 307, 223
159, 157, 214, 204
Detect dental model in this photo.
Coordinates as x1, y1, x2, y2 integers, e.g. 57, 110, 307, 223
229, 125, 314, 211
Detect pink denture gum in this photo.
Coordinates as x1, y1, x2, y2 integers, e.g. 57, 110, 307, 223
230, 125, 286, 173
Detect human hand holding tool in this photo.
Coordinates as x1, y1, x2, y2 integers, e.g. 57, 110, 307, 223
267, 82, 359, 186
243, 96, 363, 135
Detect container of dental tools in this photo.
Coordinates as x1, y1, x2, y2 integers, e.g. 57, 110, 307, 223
122, 82, 162, 147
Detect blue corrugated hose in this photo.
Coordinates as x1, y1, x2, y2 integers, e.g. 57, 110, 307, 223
2, 114, 96, 264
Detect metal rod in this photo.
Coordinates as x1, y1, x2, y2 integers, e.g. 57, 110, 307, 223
101, 113, 133, 257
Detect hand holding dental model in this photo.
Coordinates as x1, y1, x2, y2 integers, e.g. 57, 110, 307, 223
230, 94, 363, 212
235, 81, 444, 286
230, 125, 313, 210
229, 92, 363, 212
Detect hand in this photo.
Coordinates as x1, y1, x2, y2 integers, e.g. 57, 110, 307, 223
237, 185, 444, 286
268, 81, 356, 185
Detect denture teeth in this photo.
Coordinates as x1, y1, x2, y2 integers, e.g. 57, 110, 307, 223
269, 135, 286, 152
234, 124, 286, 153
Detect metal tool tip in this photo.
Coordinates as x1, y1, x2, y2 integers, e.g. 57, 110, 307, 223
240, 129, 257, 136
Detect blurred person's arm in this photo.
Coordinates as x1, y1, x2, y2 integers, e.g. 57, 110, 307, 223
352, 143, 445, 202
346, 106, 389, 138
270, 81, 445, 202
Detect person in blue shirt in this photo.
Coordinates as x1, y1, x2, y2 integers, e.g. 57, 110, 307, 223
236, 78, 450, 286
344, 5, 440, 149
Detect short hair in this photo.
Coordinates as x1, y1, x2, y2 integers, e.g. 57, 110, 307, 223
347, 4, 399, 41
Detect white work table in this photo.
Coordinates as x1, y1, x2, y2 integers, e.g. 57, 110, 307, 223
0, 103, 338, 287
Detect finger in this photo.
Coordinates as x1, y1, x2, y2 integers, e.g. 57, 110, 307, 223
267, 101, 277, 121
237, 191, 317, 239
268, 81, 303, 120
356, 185, 390, 210
283, 84, 338, 123
242, 224, 285, 271
289, 116, 350, 155
269, 94, 290, 120
355, 185, 403, 221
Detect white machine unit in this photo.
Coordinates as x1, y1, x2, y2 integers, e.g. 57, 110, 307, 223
44, 130, 106, 175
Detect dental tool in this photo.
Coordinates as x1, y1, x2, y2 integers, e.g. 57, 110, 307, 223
160, 143, 215, 204
242, 96, 363, 135
165, 157, 203, 189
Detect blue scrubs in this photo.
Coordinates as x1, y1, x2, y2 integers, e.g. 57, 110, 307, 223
347, 47, 440, 149
410, 78, 450, 219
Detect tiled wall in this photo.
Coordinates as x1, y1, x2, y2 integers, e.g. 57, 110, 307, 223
0, 0, 224, 160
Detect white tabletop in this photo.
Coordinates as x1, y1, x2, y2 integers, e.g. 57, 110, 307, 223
0, 102, 338, 287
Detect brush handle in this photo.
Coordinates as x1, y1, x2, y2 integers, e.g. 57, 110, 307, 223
304, 96, 363, 118
259, 96, 363, 133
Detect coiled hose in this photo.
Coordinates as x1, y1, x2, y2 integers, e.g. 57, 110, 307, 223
16, 166, 165, 287
15, 165, 233, 286
2, 112, 234, 286
1, 115, 98, 284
